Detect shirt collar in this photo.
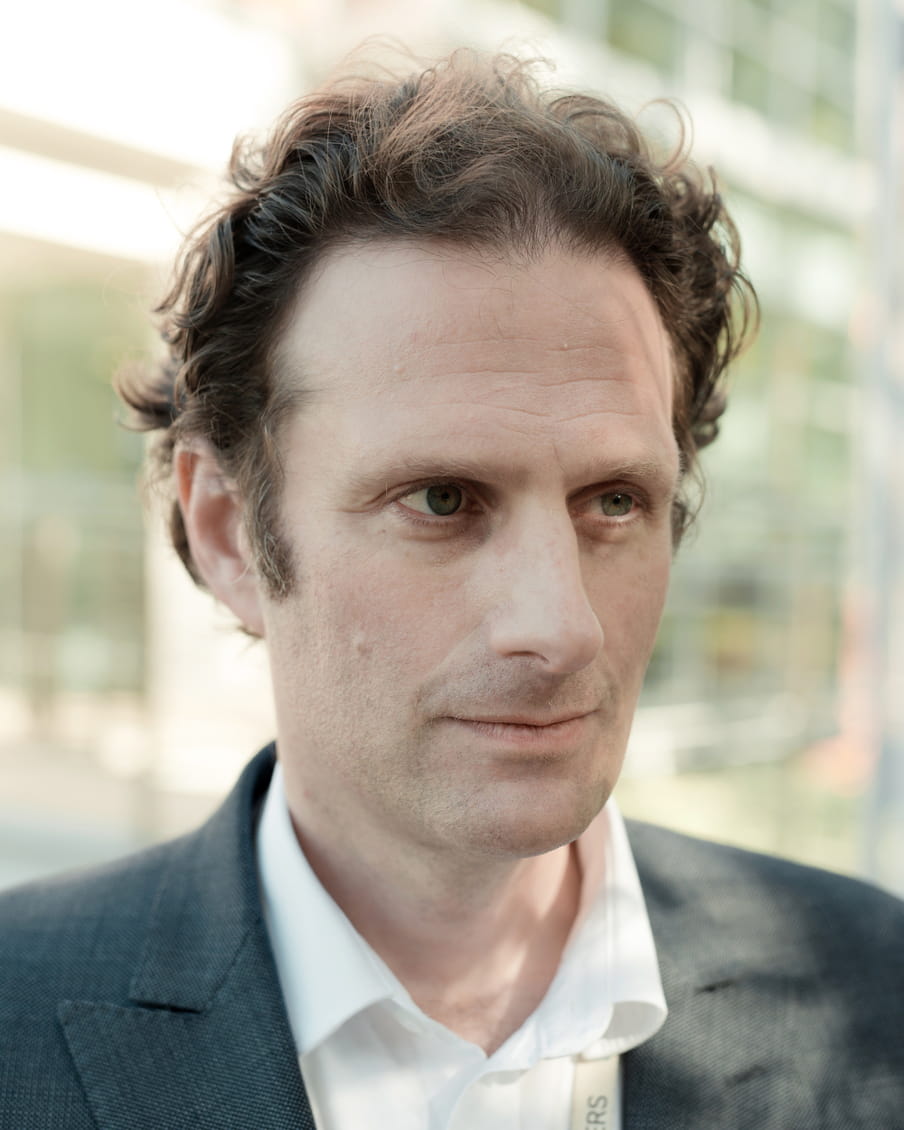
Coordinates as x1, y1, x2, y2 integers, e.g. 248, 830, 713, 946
257, 761, 403, 1052
258, 760, 666, 1062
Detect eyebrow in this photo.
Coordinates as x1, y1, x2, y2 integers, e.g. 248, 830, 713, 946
347, 453, 681, 498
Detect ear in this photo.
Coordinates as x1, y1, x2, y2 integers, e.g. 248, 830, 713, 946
175, 440, 266, 636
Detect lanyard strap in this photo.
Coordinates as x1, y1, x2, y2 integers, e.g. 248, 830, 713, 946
570, 1055, 620, 1130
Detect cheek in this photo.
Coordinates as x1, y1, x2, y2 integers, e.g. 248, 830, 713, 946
305, 546, 455, 680
589, 542, 672, 665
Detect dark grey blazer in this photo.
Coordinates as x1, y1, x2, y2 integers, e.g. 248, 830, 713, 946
1, 746, 902, 1129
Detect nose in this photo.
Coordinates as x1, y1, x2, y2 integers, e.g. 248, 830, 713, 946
487, 512, 604, 674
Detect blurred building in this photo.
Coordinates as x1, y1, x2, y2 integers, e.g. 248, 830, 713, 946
517, 0, 904, 892
1, 0, 900, 889
0, 0, 302, 882
511, 0, 865, 770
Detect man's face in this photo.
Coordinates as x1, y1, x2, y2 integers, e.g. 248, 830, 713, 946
257, 241, 680, 864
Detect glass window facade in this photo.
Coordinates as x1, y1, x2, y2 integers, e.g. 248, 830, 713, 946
0, 283, 146, 715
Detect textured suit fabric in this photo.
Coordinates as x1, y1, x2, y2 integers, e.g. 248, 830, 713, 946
1, 745, 902, 1129
623, 823, 904, 1128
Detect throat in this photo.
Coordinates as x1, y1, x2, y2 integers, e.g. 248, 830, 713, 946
399, 844, 583, 1055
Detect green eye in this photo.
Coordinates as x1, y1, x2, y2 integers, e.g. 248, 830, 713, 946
600, 492, 633, 517
424, 484, 463, 515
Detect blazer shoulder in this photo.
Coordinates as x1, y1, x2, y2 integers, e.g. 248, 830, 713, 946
623, 821, 904, 1124
0, 833, 189, 1007
0, 749, 278, 1126
0, 746, 274, 1013
0, 835, 200, 1125
625, 816, 904, 955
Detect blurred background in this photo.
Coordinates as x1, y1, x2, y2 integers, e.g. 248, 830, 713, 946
1, 0, 902, 894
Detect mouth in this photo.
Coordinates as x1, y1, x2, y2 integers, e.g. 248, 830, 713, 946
458, 711, 592, 727
445, 711, 596, 747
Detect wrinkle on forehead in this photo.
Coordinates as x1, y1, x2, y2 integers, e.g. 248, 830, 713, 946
281, 239, 669, 372
277, 240, 676, 466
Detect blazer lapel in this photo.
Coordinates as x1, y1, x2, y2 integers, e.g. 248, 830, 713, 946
59, 748, 317, 1130
623, 821, 820, 1130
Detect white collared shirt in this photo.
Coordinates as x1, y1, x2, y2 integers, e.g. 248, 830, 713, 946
258, 762, 666, 1130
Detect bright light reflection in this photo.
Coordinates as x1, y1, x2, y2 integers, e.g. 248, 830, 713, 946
1, 0, 296, 167
0, 145, 204, 261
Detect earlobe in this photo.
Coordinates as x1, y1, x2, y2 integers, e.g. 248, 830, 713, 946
174, 441, 266, 636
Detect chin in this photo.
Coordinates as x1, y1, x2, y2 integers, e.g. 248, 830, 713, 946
466, 778, 612, 860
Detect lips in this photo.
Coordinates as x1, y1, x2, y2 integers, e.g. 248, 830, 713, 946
444, 711, 596, 748
452, 711, 594, 727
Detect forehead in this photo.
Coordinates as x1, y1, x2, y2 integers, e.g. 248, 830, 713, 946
275, 240, 676, 476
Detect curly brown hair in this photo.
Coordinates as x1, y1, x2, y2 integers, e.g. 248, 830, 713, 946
118, 49, 756, 598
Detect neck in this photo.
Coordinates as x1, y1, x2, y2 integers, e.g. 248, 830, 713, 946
289, 811, 582, 1055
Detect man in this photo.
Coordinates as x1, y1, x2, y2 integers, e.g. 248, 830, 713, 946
1, 50, 902, 1130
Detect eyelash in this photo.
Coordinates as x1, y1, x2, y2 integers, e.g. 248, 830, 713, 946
393, 483, 479, 528
392, 481, 647, 531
